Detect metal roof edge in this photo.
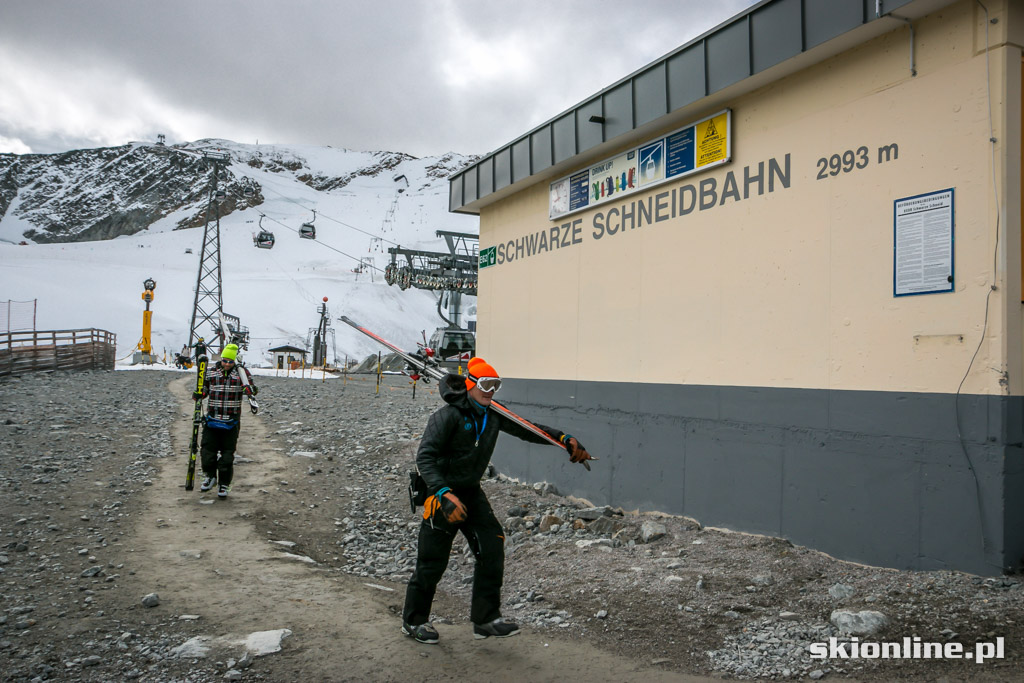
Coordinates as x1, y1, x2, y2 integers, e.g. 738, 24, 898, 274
449, 0, 959, 216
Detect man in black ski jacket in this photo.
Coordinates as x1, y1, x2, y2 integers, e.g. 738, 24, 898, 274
402, 357, 591, 644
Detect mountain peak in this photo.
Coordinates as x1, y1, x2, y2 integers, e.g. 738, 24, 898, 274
0, 141, 477, 244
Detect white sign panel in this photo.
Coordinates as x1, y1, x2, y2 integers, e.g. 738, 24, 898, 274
894, 189, 954, 296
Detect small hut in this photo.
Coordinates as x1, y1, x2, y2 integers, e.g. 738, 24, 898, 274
267, 344, 308, 370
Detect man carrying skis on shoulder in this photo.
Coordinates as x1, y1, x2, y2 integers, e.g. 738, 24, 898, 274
192, 343, 258, 499
402, 356, 592, 644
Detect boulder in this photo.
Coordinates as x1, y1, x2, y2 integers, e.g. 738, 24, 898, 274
640, 520, 667, 543
830, 609, 889, 636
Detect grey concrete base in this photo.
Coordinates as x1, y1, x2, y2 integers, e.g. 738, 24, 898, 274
491, 379, 1024, 576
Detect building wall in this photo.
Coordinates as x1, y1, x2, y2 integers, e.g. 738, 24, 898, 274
474, 0, 1024, 574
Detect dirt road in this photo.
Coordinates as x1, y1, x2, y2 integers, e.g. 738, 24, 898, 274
122, 375, 718, 682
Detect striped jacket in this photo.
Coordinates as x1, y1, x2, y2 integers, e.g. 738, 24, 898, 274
200, 365, 255, 423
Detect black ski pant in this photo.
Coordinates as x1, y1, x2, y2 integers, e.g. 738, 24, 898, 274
403, 486, 505, 627
200, 423, 240, 485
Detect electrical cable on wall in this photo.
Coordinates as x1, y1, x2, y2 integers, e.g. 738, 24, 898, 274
953, 0, 1002, 570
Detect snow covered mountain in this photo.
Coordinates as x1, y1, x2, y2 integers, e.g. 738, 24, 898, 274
0, 139, 479, 366
0, 139, 469, 243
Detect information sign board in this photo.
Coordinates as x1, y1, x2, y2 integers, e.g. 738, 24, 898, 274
549, 109, 731, 220
893, 189, 954, 296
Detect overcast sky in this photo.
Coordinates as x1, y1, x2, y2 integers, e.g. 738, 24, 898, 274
0, 1, 757, 158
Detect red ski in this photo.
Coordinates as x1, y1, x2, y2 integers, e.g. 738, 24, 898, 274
339, 315, 593, 470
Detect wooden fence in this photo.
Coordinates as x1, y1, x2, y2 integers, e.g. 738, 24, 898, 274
0, 329, 117, 377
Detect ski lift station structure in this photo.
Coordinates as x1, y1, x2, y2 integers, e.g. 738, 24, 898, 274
385, 229, 478, 326
448, 0, 1024, 575
383, 230, 478, 365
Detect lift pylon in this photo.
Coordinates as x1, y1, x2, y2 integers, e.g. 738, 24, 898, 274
187, 152, 230, 353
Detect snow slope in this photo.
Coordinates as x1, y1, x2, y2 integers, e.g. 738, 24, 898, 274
0, 141, 478, 366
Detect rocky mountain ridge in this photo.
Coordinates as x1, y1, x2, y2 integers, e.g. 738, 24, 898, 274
0, 140, 474, 244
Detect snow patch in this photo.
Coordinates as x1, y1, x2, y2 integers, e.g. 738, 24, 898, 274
278, 552, 316, 564
241, 628, 292, 655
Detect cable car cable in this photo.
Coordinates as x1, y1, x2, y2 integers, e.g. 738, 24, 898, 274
259, 214, 387, 275
254, 178, 400, 247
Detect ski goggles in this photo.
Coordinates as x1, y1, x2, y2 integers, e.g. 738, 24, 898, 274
473, 376, 502, 393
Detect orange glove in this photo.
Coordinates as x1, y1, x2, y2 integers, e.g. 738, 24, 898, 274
440, 491, 467, 523
423, 489, 467, 524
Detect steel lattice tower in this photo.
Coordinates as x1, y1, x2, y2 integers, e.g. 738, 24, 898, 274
187, 152, 230, 354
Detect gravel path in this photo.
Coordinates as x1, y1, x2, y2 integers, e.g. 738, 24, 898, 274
1, 368, 1021, 682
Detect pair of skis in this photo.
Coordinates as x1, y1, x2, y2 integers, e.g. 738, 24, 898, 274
184, 354, 208, 491
236, 362, 259, 415
339, 315, 593, 471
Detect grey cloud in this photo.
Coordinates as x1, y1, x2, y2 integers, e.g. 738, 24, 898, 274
0, 0, 755, 156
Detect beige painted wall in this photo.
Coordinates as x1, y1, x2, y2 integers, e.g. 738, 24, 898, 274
477, 0, 1022, 396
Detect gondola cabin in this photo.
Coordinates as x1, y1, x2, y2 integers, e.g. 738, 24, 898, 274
254, 230, 275, 249
427, 326, 475, 369
299, 223, 316, 239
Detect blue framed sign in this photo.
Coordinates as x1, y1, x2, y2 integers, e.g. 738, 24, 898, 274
893, 188, 954, 297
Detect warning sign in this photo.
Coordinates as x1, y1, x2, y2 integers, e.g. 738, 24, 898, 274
696, 113, 729, 167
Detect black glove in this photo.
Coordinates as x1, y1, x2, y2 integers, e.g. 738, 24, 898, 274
565, 436, 591, 464
248, 385, 259, 396
192, 391, 204, 401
